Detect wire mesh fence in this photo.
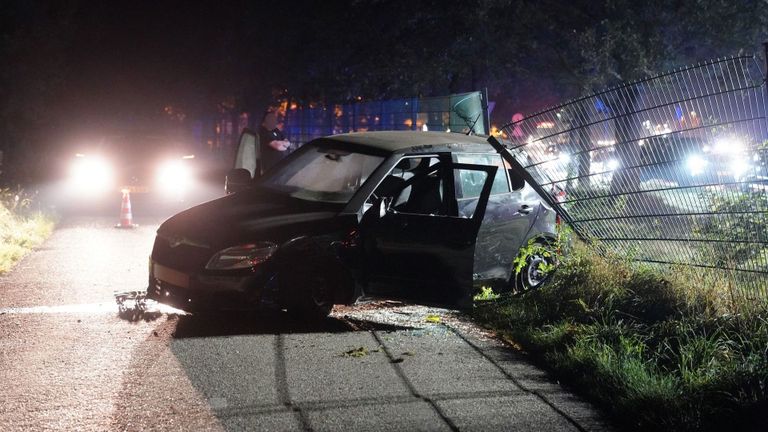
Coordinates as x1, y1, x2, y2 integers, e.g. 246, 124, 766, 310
282, 91, 489, 146
498, 55, 768, 299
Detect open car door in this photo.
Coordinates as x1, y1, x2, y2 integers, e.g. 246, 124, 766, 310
360, 161, 497, 309
226, 129, 260, 194
234, 128, 260, 176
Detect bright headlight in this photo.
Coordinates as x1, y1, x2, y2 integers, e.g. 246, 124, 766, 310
157, 160, 192, 193
69, 155, 114, 194
205, 242, 278, 270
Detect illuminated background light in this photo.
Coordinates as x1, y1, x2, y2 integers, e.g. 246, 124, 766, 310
157, 160, 192, 195
686, 154, 707, 176
730, 158, 750, 179
714, 137, 744, 155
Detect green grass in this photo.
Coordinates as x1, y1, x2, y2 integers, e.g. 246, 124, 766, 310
0, 198, 54, 274
473, 240, 768, 432
474, 286, 501, 301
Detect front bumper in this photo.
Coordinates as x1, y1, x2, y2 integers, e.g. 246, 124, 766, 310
147, 260, 272, 311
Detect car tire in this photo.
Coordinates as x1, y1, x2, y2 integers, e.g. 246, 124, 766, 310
513, 240, 557, 294
281, 256, 336, 322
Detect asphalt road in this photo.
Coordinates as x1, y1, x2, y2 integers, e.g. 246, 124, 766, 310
0, 215, 613, 431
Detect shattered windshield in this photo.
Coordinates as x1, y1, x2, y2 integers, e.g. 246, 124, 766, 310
260, 143, 385, 203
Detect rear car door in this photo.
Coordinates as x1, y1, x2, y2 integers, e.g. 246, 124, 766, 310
454, 153, 539, 282
360, 158, 497, 308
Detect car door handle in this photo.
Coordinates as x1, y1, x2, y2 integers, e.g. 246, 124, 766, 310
518, 205, 533, 214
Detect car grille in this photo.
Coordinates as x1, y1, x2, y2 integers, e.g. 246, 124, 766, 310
152, 235, 213, 273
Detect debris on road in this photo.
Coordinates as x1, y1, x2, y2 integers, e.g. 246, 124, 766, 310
425, 314, 441, 324
342, 346, 370, 358
332, 301, 498, 342
114, 291, 162, 322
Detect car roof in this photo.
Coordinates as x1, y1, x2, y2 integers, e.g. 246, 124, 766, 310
320, 131, 494, 153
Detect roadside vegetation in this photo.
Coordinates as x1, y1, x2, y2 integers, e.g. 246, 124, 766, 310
474, 234, 768, 432
0, 188, 54, 274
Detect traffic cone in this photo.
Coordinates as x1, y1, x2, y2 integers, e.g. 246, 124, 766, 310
115, 189, 138, 229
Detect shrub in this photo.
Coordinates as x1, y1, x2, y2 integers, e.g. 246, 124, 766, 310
473, 233, 768, 432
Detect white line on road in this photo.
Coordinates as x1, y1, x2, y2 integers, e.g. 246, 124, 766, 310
0, 302, 184, 315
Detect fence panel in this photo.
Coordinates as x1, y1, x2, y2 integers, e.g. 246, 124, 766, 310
283, 91, 489, 146
499, 56, 768, 299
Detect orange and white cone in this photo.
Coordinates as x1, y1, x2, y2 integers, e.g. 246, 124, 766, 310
115, 190, 138, 229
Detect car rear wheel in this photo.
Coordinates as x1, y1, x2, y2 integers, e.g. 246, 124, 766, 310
513, 241, 556, 294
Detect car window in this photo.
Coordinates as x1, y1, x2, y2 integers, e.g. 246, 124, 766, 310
392, 168, 448, 216
371, 156, 441, 208
455, 154, 510, 198
372, 155, 495, 218
261, 144, 385, 203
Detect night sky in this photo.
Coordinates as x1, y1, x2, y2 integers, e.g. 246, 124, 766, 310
2, 1, 294, 129
1, 0, 766, 181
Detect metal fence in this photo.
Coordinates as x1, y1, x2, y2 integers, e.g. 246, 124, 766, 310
499, 56, 768, 299
191, 91, 490, 161
282, 91, 490, 146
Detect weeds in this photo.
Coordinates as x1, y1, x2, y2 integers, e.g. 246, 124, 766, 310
473, 236, 768, 432
473, 286, 500, 302
0, 189, 54, 274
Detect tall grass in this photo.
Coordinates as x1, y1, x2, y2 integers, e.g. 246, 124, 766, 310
0, 188, 54, 274
474, 239, 768, 432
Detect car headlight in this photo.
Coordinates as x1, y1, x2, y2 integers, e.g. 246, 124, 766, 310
69, 155, 114, 194
157, 160, 192, 194
205, 242, 278, 270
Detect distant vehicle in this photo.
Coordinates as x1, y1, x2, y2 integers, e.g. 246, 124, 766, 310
639, 135, 765, 189
64, 133, 198, 204
147, 131, 558, 318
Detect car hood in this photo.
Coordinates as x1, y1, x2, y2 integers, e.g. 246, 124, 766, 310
157, 188, 348, 248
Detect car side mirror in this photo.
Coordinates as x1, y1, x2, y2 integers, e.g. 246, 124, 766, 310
225, 168, 252, 194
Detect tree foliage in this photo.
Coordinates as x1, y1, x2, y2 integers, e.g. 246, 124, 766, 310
272, 0, 767, 116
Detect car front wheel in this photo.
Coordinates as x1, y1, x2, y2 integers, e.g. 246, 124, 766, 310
513, 241, 557, 294
281, 258, 335, 321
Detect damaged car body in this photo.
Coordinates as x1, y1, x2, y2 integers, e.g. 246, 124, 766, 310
147, 131, 557, 317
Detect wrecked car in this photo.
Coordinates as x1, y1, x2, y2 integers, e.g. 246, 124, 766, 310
147, 131, 558, 318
